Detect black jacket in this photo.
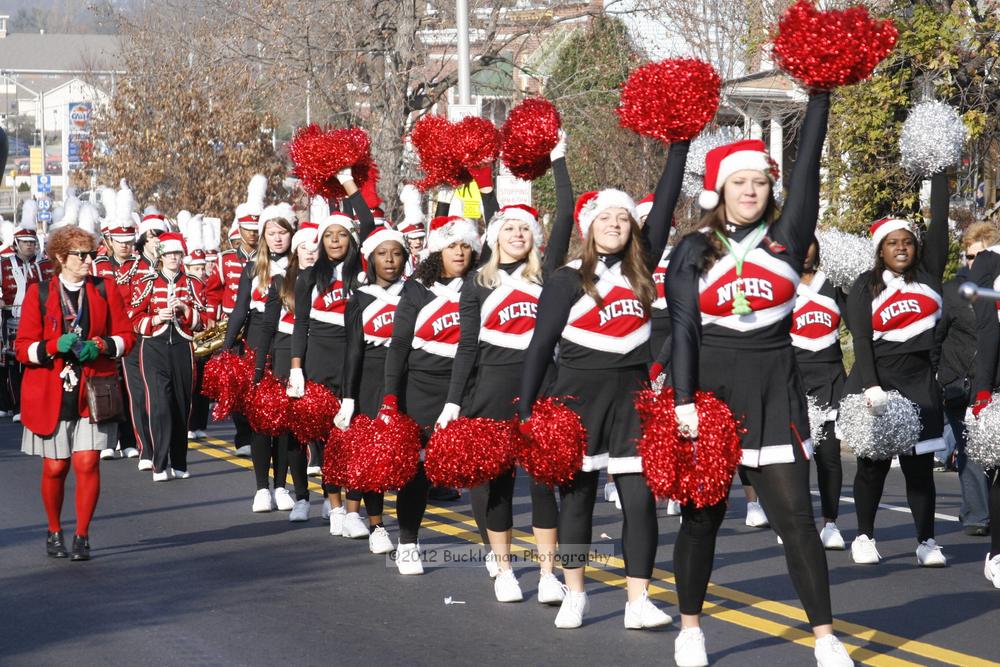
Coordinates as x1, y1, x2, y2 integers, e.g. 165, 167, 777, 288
933, 267, 977, 391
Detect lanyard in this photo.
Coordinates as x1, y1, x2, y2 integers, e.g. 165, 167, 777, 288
713, 223, 766, 316
59, 283, 85, 335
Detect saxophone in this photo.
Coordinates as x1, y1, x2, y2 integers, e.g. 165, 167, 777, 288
193, 319, 232, 357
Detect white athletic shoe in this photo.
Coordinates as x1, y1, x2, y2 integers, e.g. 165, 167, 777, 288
604, 481, 619, 505
674, 627, 708, 667
745, 501, 769, 528
369, 526, 394, 554
623, 591, 673, 629
252, 488, 274, 513
820, 522, 846, 550
137, 459, 153, 471
537, 572, 565, 605
916, 539, 947, 567
152, 470, 170, 482
124, 447, 139, 458
815, 634, 854, 667
12, 413, 20, 422
307, 465, 322, 477
321, 498, 332, 520
984, 553, 1000, 588
494, 569, 524, 603
329, 505, 346, 536
172, 469, 190, 480
851, 535, 881, 564
100, 448, 117, 460
289, 499, 310, 522
553, 589, 588, 629
666, 499, 682, 516
777, 534, 784, 545
273, 487, 295, 511
187, 431, 197, 440
395, 542, 424, 575
235, 445, 252, 457
193, 430, 208, 439
484, 550, 500, 578
342, 512, 370, 538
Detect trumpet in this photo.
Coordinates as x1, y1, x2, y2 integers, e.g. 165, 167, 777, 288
193, 319, 235, 358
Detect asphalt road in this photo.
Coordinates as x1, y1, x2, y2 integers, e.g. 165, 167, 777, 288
1, 418, 998, 666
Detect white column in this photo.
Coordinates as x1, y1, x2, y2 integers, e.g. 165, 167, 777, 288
769, 113, 783, 174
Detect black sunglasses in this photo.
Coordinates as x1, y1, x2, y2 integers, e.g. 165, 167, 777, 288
67, 250, 98, 261
966, 254, 978, 261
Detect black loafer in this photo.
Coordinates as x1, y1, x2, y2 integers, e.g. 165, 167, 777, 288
70, 535, 90, 561
964, 525, 990, 537
46, 531, 68, 558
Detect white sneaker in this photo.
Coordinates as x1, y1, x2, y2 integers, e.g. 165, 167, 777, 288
329, 505, 346, 535
307, 465, 322, 477
916, 539, 947, 567
342, 512, 370, 538
745, 501, 769, 527
137, 459, 153, 471
777, 534, 784, 545
172, 469, 190, 480
152, 470, 170, 482
193, 430, 208, 439
537, 572, 565, 605
675, 627, 708, 667
12, 413, 20, 422
100, 448, 117, 460
369, 526, 394, 554
815, 634, 854, 667
321, 498, 332, 520
165, 467, 176, 480
252, 488, 274, 513
187, 431, 196, 440
984, 553, 1000, 588
624, 591, 672, 629
851, 535, 881, 564
604, 481, 619, 504
553, 589, 588, 629
820, 522, 846, 550
484, 550, 500, 578
235, 445, 252, 457
124, 447, 139, 458
273, 487, 295, 511
289, 499, 310, 522
666, 499, 682, 516
395, 542, 424, 575
494, 569, 524, 602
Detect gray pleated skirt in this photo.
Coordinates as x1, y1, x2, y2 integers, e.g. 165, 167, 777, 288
21, 419, 116, 459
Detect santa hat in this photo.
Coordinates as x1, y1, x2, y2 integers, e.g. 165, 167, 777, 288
361, 225, 406, 259
869, 217, 915, 249
15, 200, 38, 240
316, 212, 358, 246
291, 221, 320, 253
574, 189, 637, 239
427, 216, 481, 254
399, 184, 425, 238
485, 204, 544, 249
698, 139, 777, 210
257, 202, 297, 234
635, 193, 654, 220
234, 174, 267, 229
158, 231, 187, 256
183, 214, 206, 265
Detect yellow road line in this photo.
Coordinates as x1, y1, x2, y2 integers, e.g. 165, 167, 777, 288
190, 438, 997, 667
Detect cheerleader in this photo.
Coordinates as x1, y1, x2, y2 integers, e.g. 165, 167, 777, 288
250, 210, 318, 521
288, 170, 375, 534
845, 170, 949, 568
336, 225, 410, 554
665, 93, 853, 667
379, 212, 481, 575
791, 240, 847, 549
127, 232, 206, 481
436, 133, 573, 604
969, 238, 1000, 588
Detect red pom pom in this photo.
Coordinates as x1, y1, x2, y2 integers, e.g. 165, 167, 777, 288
288, 125, 378, 199
244, 371, 291, 437
501, 98, 562, 181
322, 427, 349, 488
424, 417, 517, 488
454, 116, 501, 171
516, 398, 587, 487
202, 350, 254, 421
287, 382, 340, 444
771, 0, 898, 90
617, 59, 720, 144
409, 114, 500, 190
634, 387, 743, 508
340, 413, 422, 492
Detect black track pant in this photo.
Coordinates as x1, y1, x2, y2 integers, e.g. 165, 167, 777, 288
397, 462, 430, 544
114, 373, 136, 450
252, 432, 309, 501
675, 458, 832, 627
345, 489, 385, 517
123, 343, 153, 460
189, 357, 210, 431
814, 421, 842, 520
139, 336, 193, 474
854, 452, 936, 542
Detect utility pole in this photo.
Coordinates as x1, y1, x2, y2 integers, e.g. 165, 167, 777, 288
456, 0, 471, 106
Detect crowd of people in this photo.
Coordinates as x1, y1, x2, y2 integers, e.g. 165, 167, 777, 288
9, 98, 1000, 667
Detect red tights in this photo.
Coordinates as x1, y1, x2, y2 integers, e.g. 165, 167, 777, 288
41, 451, 101, 536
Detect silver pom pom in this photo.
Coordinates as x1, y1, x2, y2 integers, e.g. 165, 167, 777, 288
807, 395, 830, 448
836, 391, 922, 460
682, 126, 744, 198
815, 227, 874, 290
899, 101, 966, 177
965, 397, 1000, 470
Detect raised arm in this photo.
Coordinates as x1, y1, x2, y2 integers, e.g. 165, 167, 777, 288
921, 170, 950, 281
517, 269, 577, 420
667, 234, 707, 405
542, 154, 575, 275
643, 140, 690, 271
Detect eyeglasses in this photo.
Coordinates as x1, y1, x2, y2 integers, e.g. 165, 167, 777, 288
67, 250, 98, 261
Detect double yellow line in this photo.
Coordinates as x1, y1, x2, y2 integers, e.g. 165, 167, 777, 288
189, 438, 997, 667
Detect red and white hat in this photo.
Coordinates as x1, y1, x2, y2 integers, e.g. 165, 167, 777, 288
317, 212, 358, 246
291, 221, 320, 253
14, 200, 38, 240
398, 184, 425, 238
138, 209, 168, 237
635, 193, 654, 220
574, 189, 637, 239
257, 203, 297, 235
158, 231, 187, 256
234, 174, 267, 230
398, 220, 426, 238
698, 139, 778, 210
485, 204, 544, 249
361, 225, 406, 258
869, 217, 915, 249
427, 216, 481, 253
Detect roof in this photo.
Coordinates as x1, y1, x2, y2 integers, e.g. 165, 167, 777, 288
0, 33, 122, 73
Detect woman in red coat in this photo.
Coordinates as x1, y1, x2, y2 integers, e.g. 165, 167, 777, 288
15, 225, 135, 561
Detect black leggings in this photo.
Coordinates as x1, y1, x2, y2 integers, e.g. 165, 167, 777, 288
396, 462, 430, 544
854, 452, 935, 542
675, 458, 832, 627
989, 469, 1000, 556
252, 432, 309, 501
345, 489, 385, 518
472, 470, 559, 544
814, 421, 842, 520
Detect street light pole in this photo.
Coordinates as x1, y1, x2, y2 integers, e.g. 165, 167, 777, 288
456, 0, 471, 106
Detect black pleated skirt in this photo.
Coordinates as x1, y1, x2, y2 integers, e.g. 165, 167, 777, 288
304, 332, 345, 393
357, 346, 387, 418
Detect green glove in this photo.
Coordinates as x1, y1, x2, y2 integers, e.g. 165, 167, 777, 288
57, 333, 79, 354
77, 341, 99, 363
